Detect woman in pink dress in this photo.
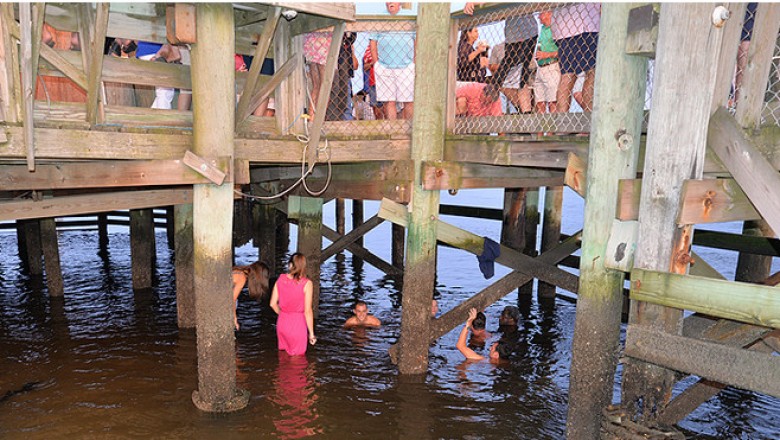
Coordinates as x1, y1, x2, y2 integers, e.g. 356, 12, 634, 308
270, 253, 316, 355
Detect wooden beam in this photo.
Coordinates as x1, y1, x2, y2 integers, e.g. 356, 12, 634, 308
631, 268, 780, 329
30, 3, 45, 101
239, 54, 299, 127
19, 3, 37, 171
0, 3, 21, 123
447, 138, 587, 169
182, 150, 227, 185
694, 228, 780, 257
708, 107, 780, 236
236, 6, 281, 125
0, 189, 194, 221
321, 214, 383, 261
257, 3, 355, 22
734, 4, 780, 129
624, 325, 780, 399
38, 44, 87, 90
625, 4, 658, 58
379, 198, 580, 293
616, 177, 760, 224
0, 160, 228, 190
305, 21, 345, 172
421, 161, 564, 190
85, 3, 109, 125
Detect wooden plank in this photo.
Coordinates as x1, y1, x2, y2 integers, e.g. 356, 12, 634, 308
379, 198, 580, 293
19, 3, 35, 170
85, 3, 109, 125
0, 160, 225, 189
259, 3, 355, 22
240, 54, 299, 127
0, 3, 21, 122
305, 21, 345, 172
236, 6, 281, 125
708, 107, 780, 236
734, 4, 780, 129
38, 43, 87, 90
630, 268, 780, 329
170, 3, 197, 44
604, 220, 639, 272
273, 20, 306, 134
446, 138, 587, 169
421, 161, 564, 190
694, 228, 780, 257
30, 3, 44, 103
0, 189, 194, 221
625, 4, 658, 57
624, 325, 780, 399
182, 150, 227, 185
564, 151, 587, 197
616, 178, 760, 223
321, 214, 384, 261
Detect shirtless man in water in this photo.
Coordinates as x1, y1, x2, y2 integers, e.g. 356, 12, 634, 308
344, 300, 381, 328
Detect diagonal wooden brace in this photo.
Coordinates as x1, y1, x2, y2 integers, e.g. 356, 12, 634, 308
182, 150, 227, 185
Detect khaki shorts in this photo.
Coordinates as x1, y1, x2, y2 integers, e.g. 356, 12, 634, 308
534, 62, 561, 103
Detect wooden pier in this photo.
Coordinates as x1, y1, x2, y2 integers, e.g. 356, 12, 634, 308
1, 2, 779, 437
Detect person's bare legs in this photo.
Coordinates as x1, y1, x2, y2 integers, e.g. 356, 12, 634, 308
385, 100, 398, 120
402, 101, 414, 119
177, 92, 192, 111
556, 72, 576, 113
581, 68, 596, 112
307, 63, 324, 113
518, 85, 533, 113
733, 40, 750, 106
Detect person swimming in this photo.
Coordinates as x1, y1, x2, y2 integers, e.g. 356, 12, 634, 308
344, 300, 381, 328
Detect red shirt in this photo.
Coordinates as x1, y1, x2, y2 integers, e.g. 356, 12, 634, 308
363, 46, 375, 87
456, 83, 503, 117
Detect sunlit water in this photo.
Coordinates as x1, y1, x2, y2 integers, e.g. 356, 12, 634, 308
1, 188, 777, 439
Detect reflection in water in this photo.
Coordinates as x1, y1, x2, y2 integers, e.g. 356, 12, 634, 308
270, 352, 321, 439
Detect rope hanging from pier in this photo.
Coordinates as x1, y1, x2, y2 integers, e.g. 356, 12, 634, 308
234, 113, 333, 202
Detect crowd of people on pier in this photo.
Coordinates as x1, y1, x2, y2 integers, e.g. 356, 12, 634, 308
35, 2, 766, 128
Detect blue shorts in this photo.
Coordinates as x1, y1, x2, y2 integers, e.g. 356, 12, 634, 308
559, 32, 598, 75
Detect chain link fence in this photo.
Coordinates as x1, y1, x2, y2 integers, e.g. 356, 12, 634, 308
304, 18, 417, 137
453, 3, 606, 135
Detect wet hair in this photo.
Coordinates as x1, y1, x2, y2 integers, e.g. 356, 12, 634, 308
500, 306, 520, 323
472, 311, 486, 330
245, 261, 270, 301
288, 253, 307, 281
354, 300, 368, 309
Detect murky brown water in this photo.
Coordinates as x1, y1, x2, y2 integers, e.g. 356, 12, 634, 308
1, 227, 777, 439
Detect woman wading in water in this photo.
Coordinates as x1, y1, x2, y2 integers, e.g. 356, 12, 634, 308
231, 261, 270, 330
270, 253, 316, 355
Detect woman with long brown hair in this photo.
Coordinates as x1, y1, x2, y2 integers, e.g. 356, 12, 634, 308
232, 261, 270, 330
270, 253, 316, 355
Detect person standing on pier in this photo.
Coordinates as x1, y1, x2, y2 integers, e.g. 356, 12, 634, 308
270, 253, 317, 355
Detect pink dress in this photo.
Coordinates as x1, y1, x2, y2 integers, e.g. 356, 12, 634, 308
275, 275, 310, 355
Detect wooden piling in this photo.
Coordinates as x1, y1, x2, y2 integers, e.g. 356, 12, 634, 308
97, 213, 109, 254
352, 199, 364, 271
501, 188, 530, 303
40, 217, 64, 296
336, 198, 345, 235
392, 223, 404, 270
252, 184, 277, 271
174, 203, 195, 329
190, 3, 248, 413
129, 208, 155, 290
566, 4, 648, 438
289, 196, 323, 313
621, 2, 742, 422
397, 3, 449, 375
21, 219, 43, 275
165, 206, 175, 250
520, 189, 539, 298
539, 186, 563, 299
